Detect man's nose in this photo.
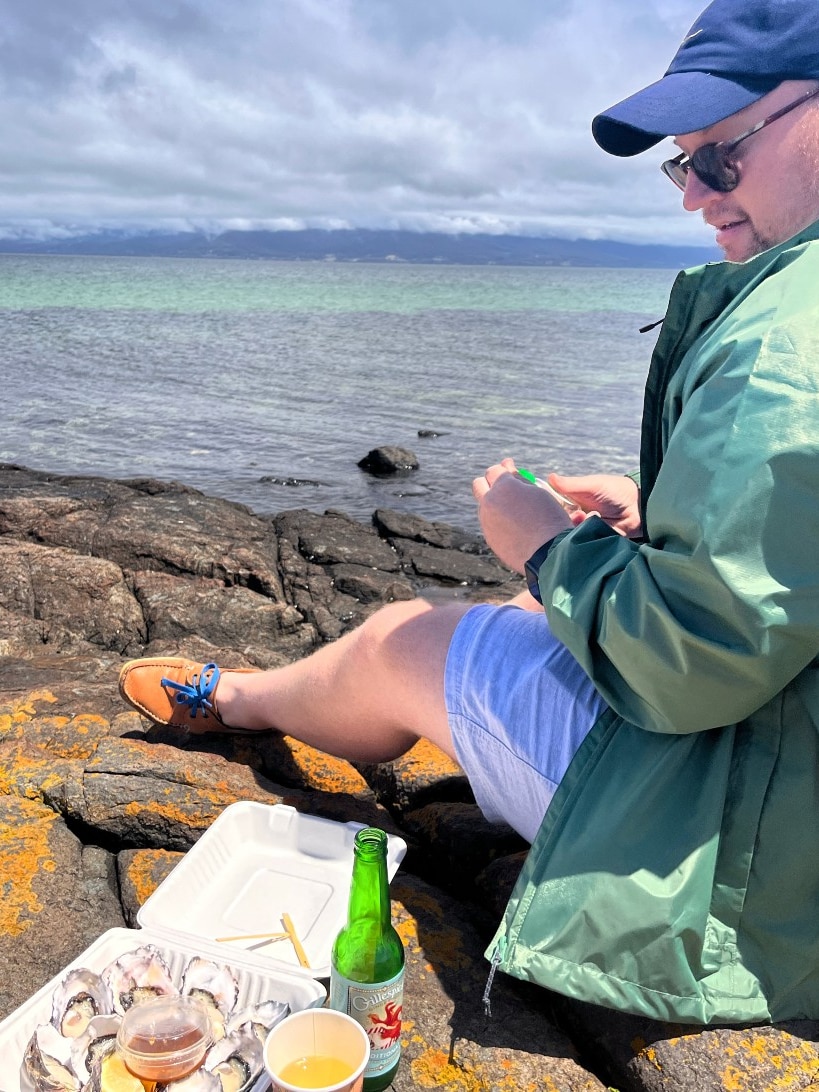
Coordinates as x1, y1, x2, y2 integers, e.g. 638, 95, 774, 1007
682, 170, 720, 212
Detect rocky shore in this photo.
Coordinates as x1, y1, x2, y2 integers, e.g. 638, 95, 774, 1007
1, 462, 818, 1092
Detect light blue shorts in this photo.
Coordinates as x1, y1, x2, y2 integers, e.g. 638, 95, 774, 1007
444, 603, 608, 843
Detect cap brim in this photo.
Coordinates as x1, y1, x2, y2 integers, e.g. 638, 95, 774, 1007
592, 71, 773, 157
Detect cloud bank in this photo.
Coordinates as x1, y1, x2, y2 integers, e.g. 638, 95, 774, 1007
0, 0, 708, 244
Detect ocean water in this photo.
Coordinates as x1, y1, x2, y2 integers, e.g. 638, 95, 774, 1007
0, 254, 678, 532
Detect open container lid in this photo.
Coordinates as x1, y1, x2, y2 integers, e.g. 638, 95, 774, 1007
138, 802, 408, 980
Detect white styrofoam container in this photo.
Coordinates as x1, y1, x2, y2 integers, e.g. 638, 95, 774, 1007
0, 926, 325, 1092
137, 802, 407, 980
1, 802, 407, 1091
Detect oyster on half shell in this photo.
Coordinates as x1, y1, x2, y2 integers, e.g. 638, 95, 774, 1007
102, 945, 177, 1014
50, 968, 113, 1040
180, 957, 239, 1040
203, 1027, 263, 1092
23, 1022, 80, 1092
69, 1014, 121, 1083
225, 999, 289, 1044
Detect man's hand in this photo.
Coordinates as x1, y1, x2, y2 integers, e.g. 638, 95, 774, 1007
549, 472, 642, 537
472, 458, 572, 573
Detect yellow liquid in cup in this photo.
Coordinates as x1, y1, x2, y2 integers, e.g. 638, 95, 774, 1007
277, 1054, 355, 1088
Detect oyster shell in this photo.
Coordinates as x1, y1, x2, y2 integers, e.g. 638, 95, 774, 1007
203, 1027, 263, 1092
157, 1071, 222, 1092
225, 999, 289, 1044
50, 969, 114, 1040
180, 957, 239, 1040
102, 945, 177, 1014
23, 1022, 80, 1092
69, 1014, 121, 1083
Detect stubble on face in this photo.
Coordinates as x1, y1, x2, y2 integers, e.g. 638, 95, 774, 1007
712, 92, 819, 262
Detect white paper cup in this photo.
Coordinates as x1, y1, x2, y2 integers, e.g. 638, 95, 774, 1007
264, 1008, 371, 1092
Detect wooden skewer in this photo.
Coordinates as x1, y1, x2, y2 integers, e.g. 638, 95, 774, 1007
282, 912, 311, 968
215, 930, 290, 943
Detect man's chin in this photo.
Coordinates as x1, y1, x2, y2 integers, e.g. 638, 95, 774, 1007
715, 227, 769, 263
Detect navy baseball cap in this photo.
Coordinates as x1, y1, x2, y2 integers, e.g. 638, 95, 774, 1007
593, 0, 819, 156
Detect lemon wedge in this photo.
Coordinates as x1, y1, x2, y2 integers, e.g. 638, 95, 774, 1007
97, 1053, 146, 1092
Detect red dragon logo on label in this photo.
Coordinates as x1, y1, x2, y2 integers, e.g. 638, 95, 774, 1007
367, 1001, 402, 1048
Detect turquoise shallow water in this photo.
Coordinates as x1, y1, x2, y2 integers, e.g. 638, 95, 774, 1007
0, 255, 677, 531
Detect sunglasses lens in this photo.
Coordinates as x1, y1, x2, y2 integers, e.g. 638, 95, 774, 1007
690, 145, 739, 193
661, 159, 689, 191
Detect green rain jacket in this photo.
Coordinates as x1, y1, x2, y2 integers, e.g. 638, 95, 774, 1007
488, 220, 819, 1025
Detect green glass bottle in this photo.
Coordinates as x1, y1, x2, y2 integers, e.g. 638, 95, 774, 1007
329, 827, 405, 1091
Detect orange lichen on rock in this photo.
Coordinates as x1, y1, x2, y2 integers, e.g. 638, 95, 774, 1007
118, 777, 279, 831
410, 1047, 544, 1092
123, 795, 225, 826
28, 713, 110, 760
640, 1045, 661, 1071
410, 1048, 483, 1091
0, 800, 59, 935
398, 738, 464, 779
719, 1034, 819, 1090
0, 742, 72, 801
0, 690, 58, 735
393, 892, 473, 974
121, 849, 182, 907
280, 736, 370, 795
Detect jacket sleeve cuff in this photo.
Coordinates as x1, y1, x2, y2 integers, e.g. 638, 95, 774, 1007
524, 531, 572, 603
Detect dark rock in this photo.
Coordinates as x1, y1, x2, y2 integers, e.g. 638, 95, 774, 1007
259, 476, 322, 487
0, 797, 126, 1019
55, 735, 396, 851
474, 851, 528, 920
395, 538, 514, 586
357, 446, 420, 475
417, 429, 447, 438
390, 872, 605, 1092
327, 563, 415, 604
0, 541, 146, 655
402, 802, 528, 901
276, 508, 400, 570
131, 569, 313, 659
546, 994, 819, 1092
373, 507, 484, 552
356, 739, 474, 820
0, 464, 284, 600
117, 848, 185, 926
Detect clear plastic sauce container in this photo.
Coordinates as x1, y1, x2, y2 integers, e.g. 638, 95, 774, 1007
116, 995, 212, 1081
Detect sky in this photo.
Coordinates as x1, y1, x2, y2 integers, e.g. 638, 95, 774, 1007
0, 0, 712, 247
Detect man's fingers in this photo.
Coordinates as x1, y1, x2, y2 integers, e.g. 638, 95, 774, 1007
474, 458, 522, 502
472, 475, 489, 500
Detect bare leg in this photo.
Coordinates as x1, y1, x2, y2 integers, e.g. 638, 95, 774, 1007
215, 599, 473, 764
506, 588, 543, 612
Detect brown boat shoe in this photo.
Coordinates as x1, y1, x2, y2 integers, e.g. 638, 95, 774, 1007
118, 658, 262, 734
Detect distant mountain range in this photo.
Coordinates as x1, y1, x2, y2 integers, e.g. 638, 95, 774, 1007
0, 227, 719, 268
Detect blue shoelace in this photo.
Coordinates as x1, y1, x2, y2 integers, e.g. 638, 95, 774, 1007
161, 662, 221, 719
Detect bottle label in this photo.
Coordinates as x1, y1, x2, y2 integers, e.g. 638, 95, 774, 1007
329, 966, 404, 1079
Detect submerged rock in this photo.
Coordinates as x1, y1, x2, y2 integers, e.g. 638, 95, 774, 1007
357, 445, 420, 475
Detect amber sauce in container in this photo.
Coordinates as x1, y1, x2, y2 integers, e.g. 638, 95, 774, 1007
117, 996, 212, 1086
123, 1024, 207, 1078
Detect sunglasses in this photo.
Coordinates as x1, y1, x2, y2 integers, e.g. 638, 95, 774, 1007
661, 86, 819, 193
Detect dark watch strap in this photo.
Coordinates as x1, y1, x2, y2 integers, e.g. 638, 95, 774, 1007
524, 541, 553, 604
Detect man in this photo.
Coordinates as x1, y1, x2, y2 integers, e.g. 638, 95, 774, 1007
120, 0, 819, 1023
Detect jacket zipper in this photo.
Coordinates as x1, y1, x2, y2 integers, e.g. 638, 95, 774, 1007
482, 935, 508, 1017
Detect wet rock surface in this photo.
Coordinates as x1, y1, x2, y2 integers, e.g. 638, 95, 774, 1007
358, 445, 421, 475
1, 463, 818, 1091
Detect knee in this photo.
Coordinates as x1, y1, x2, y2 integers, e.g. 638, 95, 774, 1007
354, 599, 434, 659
